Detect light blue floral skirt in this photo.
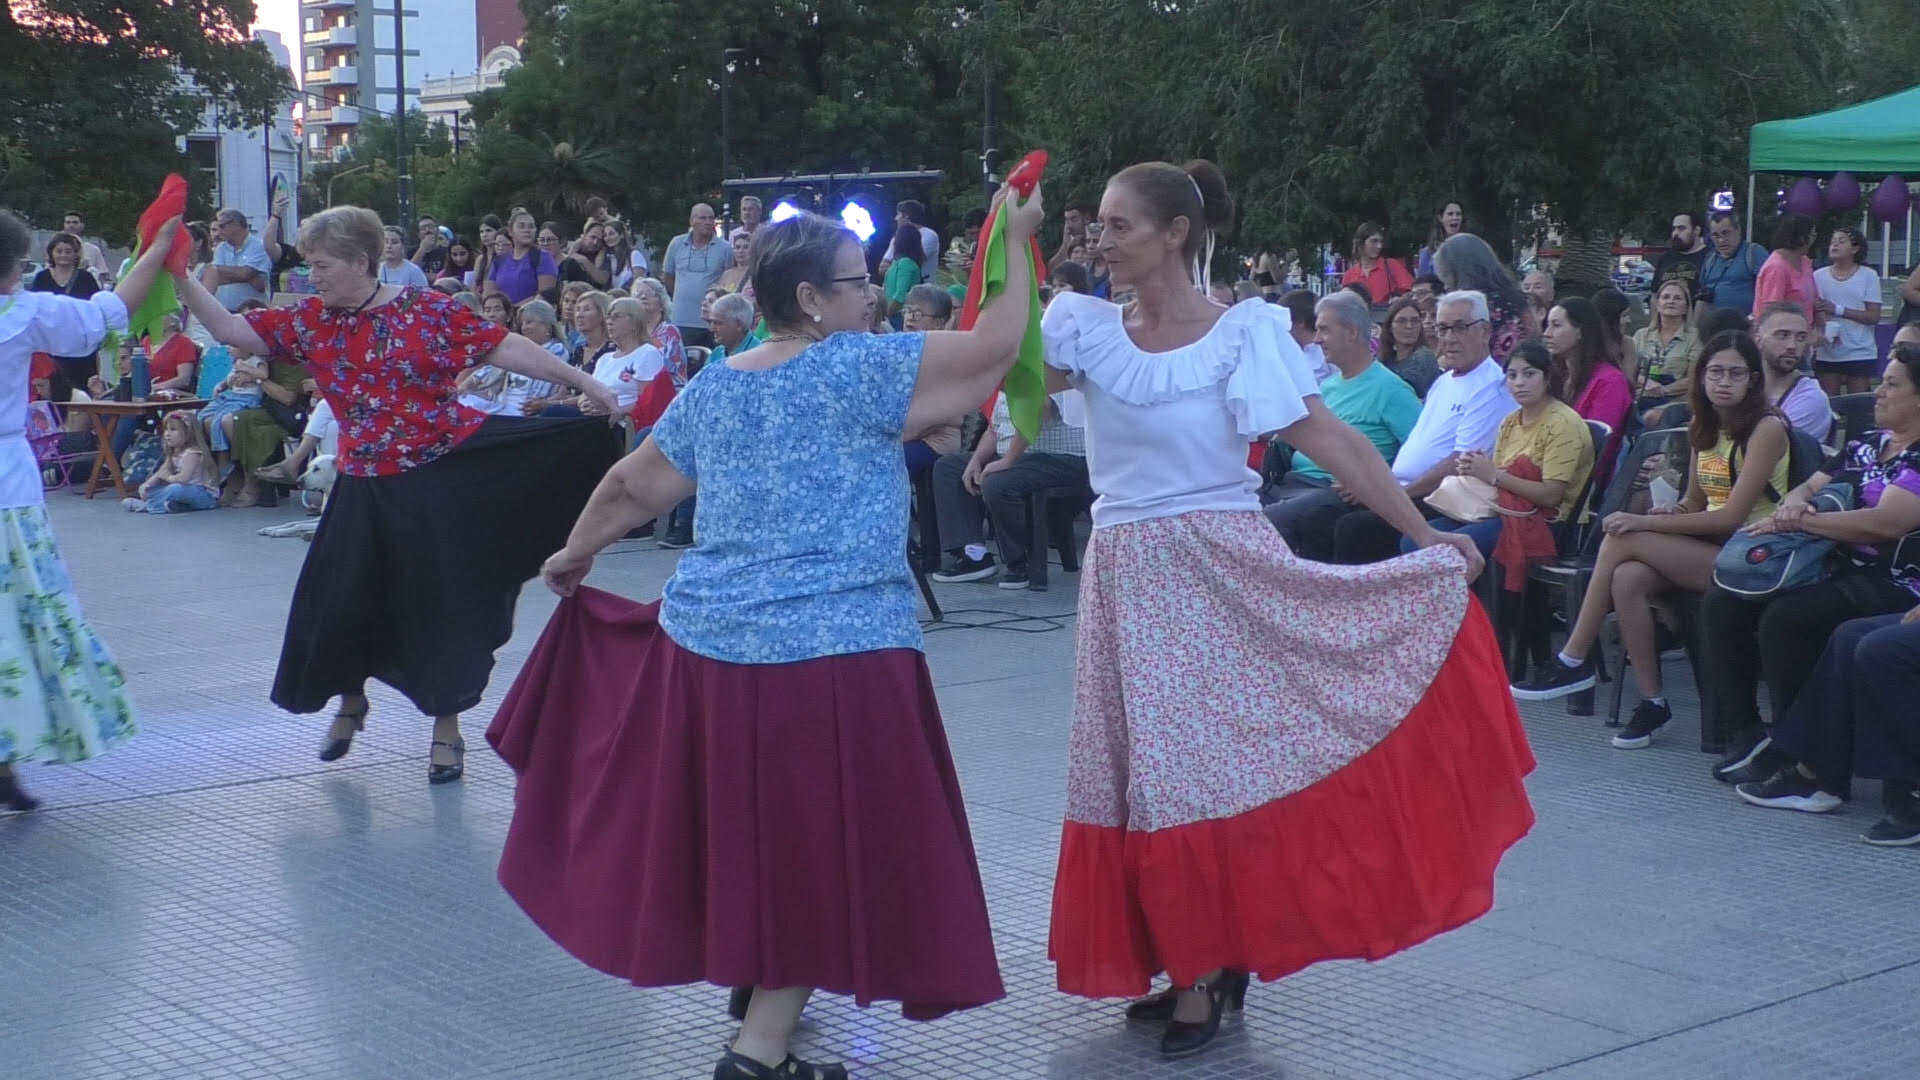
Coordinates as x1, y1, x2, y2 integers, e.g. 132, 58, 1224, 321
0, 505, 135, 764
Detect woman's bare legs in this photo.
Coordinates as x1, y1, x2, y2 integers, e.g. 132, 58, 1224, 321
730, 986, 813, 1068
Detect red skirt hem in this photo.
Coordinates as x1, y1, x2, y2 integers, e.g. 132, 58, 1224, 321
1047, 600, 1536, 998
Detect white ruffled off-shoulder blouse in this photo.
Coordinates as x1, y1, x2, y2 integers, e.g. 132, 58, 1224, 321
1041, 293, 1321, 528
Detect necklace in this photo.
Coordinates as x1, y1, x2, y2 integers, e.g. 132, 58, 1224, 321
763, 332, 821, 346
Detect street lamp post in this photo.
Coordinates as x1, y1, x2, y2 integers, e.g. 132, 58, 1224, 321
328, 163, 373, 207
392, 0, 412, 228
982, 0, 999, 205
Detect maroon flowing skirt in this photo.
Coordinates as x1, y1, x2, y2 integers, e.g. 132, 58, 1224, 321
485, 588, 1005, 1019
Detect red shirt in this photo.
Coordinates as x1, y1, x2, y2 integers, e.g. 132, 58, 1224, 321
148, 333, 199, 386
245, 287, 507, 476
1340, 258, 1412, 303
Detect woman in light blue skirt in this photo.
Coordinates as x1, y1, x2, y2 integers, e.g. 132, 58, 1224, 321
0, 209, 176, 811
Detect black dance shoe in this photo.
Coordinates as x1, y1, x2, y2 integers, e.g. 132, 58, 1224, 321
1160, 970, 1250, 1058
712, 1050, 847, 1080
428, 738, 465, 784
0, 772, 41, 813
318, 703, 368, 762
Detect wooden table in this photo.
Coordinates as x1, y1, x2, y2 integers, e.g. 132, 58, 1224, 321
65, 398, 210, 499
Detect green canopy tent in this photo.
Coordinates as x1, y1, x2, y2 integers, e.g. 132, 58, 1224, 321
1747, 84, 1920, 270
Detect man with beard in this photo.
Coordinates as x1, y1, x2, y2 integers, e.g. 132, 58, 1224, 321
1756, 301, 1833, 445
1654, 212, 1709, 296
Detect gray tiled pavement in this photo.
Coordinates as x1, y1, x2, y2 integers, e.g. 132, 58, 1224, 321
4, 493, 1919, 1080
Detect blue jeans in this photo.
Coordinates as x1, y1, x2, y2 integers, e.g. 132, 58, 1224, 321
146, 483, 220, 514
1399, 514, 1502, 557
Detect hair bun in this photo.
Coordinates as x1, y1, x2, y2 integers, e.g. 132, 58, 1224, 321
1183, 159, 1235, 234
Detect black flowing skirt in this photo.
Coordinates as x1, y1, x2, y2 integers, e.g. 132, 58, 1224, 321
271, 416, 623, 717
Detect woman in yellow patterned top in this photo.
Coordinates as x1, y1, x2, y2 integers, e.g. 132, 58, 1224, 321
1512, 330, 1790, 749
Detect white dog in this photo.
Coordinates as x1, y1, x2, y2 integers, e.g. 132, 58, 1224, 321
257, 453, 337, 540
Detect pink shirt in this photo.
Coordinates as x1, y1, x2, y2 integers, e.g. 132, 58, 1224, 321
1752, 251, 1821, 329
1573, 362, 1632, 481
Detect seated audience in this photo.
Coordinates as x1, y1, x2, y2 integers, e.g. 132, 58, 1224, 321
1512, 332, 1790, 750
930, 390, 1089, 591
254, 397, 339, 493
1698, 342, 1920, 786
1265, 291, 1420, 527
1545, 296, 1632, 482
1403, 338, 1593, 560
902, 285, 963, 475
1380, 296, 1440, 398
197, 354, 268, 476
1755, 301, 1833, 445
1279, 290, 1515, 563
1733, 606, 1920, 846
705, 292, 756, 364
1275, 288, 1330, 381
123, 411, 219, 515
1632, 279, 1700, 427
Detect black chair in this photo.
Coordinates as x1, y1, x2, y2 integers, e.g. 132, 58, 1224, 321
1524, 425, 1692, 716
910, 468, 941, 573
1830, 392, 1877, 447
1024, 484, 1093, 591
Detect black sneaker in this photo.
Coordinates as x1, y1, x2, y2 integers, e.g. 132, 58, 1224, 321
1713, 730, 1790, 785
1610, 700, 1671, 749
1736, 768, 1844, 813
932, 553, 997, 583
657, 529, 694, 550
1863, 784, 1920, 847
1510, 657, 1597, 701
998, 563, 1031, 590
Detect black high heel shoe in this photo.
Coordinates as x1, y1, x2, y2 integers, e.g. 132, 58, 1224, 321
1124, 986, 1181, 1022
318, 702, 368, 762
712, 1050, 847, 1080
428, 737, 466, 784
0, 771, 41, 813
1159, 970, 1250, 1058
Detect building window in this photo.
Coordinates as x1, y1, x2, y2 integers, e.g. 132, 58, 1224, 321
183, 136, 221, 210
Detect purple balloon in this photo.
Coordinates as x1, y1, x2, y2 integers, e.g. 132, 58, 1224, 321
1785, 176, 1824, 218
1826, 171, 1861, 212
1871, 175, 1911, 223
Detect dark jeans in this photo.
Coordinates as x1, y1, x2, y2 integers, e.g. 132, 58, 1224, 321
1263, 482, 1347, 561
904, 439, 939, 475
1773, 614, 1920, 791
1696, 572, 1917, 747
931, 449, 1089, 570
1399, 514, 1502, 557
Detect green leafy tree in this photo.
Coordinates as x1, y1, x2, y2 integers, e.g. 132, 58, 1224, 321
300, 110, 455, 222
0, 0, 290, 239
460, 0, 982, 242
999, 0, 1851, 258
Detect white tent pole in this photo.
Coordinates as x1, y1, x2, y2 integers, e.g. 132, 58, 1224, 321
1746, 176, 1755, 242
1884, 221, 1893, 282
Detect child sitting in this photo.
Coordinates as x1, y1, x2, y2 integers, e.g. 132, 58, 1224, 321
125, 411, 220, 514
198, 354, 267, 477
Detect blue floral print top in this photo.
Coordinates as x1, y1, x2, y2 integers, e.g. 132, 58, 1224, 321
649, 331, 925, 664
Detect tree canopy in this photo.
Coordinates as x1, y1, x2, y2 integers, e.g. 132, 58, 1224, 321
1, 0, 291, 238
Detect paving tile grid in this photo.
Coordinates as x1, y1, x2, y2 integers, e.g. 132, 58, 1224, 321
2, 494, 1917, 1080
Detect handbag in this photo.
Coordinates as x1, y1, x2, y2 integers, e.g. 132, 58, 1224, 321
1712, 483, 1854, 598
1426, 474, 1503, 523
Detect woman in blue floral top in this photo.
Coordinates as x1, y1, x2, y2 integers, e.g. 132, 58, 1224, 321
177, 206, 622, 786
485, 189, 1048, 1080
0, 209, 177, 812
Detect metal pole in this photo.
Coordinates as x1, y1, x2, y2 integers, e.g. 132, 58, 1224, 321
982, 0, 998, 205
393, 0, 411, 227
721, 52, 731, 226
1745, 175, 1755, 245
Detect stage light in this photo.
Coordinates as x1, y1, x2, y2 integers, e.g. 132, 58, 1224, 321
770, 199, 803, 223
839, 201, 877, 243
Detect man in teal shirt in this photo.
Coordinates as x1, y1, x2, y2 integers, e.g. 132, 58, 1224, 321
1264, 290, 1421, 547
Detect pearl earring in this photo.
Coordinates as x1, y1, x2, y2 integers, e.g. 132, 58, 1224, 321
813, 313, 822, 323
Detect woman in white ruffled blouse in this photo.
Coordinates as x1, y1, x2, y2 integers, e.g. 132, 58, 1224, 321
1042, 160, 1538, 1060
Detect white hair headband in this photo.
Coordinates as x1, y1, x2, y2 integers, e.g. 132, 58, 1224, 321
1187, 172, 1215, 295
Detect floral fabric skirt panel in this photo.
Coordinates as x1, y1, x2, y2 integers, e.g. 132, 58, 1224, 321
1049, 510, 1536, 997
0, 505, 135, 765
